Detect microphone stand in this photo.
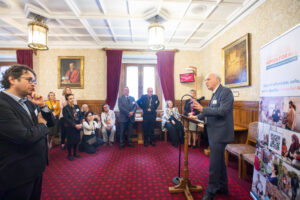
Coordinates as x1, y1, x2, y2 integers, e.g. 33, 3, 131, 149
172, 94, 192, 185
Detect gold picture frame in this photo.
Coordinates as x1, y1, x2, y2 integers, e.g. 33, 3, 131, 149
58, 56, 84, 89
222, 33, 250, 88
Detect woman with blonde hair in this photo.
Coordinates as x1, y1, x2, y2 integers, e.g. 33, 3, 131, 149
59, 87, 77, 150
45, 91, 60, 148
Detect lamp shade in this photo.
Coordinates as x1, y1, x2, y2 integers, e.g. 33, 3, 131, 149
148, 23, 165, 51
28, 20, 48, 50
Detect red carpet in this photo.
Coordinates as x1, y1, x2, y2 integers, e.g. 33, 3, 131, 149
41, 141, 252, 200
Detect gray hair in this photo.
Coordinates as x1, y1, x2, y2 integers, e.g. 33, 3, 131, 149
165, 100, 174, 108
81, 104, 89, 112
216, 74, 221, 82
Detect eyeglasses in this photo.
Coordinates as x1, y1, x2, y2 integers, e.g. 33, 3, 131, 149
20, 77, 37, 85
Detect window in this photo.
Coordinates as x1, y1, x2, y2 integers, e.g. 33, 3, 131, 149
126, 66, 139, 100
119, 63, 163, 110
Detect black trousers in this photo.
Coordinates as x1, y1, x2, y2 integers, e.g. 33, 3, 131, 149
206, 142, 228, 194
67, 144, 78, 156
143, 115, 155, 143
165, 122, 184, 146
119, 121, 133, 145
0, 174, 43, 200
59, 118, 66, 145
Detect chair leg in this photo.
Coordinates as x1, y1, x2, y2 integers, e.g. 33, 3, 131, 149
197, 133, 201, 148
238, 156, 242, 179
241, 159, 247, 180
225, 150, 229, 166
164, 130, 167, 142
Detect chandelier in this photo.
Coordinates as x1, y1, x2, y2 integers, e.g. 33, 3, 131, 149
28, 16, 48, 50
148, 22, 165, 51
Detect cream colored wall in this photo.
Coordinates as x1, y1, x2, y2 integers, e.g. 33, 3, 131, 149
32, 0, 300, 101
33, 49, 106, 100
174, 51, 201, 100
197, 0, 300, 101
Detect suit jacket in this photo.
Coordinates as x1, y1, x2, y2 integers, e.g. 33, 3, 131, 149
184, 98, 200, 116
197, 85, 234, 143
118, 95, 137, 123
0, 92, 51, 190
137, 94, 160, 118
62, 104, 82, 127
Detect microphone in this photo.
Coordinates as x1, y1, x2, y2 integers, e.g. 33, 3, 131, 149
189, 96, 205, 104
196, 96, 205, 102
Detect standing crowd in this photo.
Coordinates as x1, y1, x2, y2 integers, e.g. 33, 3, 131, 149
0, 64, 233, 200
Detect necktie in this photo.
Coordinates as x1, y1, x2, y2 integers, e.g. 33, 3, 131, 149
20, 99, 32, 119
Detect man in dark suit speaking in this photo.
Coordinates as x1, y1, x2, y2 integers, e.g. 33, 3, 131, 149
137, 87, 160, 147
191, 73, 234, 200
0, 65, 53, 200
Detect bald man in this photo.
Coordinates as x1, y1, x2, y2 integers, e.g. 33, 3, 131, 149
191, 73, 234, 200
137, 88, 160, 147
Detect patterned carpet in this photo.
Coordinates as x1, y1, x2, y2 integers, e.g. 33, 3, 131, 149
41, 141, 252, 200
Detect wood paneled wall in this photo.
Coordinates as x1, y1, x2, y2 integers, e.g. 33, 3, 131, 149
175, 100, 259, 128
77, 100, 106, 114
77, 99, 259, 128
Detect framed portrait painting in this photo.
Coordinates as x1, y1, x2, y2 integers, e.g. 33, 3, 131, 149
58, 56, 84, 89
222, 33, 250, 88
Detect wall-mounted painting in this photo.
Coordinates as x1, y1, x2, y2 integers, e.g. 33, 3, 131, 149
58, 56, 84, 89
222, 33, 250, 88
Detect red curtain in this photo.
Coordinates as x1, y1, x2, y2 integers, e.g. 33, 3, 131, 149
16, 49, 33, 69
106, 50, 123, 109
156, 51, 175, 102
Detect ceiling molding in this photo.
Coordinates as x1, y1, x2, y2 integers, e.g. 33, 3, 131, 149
0, 0, 265, 50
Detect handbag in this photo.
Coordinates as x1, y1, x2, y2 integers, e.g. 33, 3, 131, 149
86, 135, 97, 145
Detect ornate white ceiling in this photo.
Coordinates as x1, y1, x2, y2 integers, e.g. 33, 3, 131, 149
0, 0, 265, 50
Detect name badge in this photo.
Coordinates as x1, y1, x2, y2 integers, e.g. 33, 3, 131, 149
34, 108, 38, 116
53, 104, 56, 108
212, 100, 217, 104
155, 100, 158, 104
76, 108, 80, 112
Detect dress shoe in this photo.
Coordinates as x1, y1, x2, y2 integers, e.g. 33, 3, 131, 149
144, 142, 148, 147
74, 154, 81, 158
202, 192, 214, 200
109, 142, 113, 146
150, 142, 156, 147
192, 145, 197, 149
128, 143, 135, 147
103, 142, 107, 146
67, 155, 74, 161
61, 145, 66, 150
188, 144, 192, 148
216, 188, 229, 195
119, 144, 124, 149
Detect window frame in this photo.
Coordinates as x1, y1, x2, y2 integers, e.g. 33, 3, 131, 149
119, 63, 163, 110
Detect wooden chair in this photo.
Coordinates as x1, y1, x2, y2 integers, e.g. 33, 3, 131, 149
241, 153, 255, 179
225, 121, 258, 178
164, 130, 168, 142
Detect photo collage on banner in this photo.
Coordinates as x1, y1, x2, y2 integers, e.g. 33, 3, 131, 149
251, 24, 300, 200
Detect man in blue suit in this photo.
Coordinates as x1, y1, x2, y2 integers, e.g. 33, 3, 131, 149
118, 87, 137, 149
191, 73, 234, 200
